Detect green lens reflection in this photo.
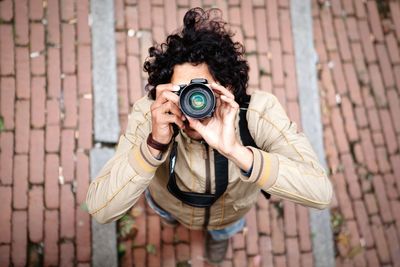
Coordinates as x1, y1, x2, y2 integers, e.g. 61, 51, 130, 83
190, 92, 207, 110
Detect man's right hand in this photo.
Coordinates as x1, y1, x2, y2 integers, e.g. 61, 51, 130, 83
148, 83, 185, 156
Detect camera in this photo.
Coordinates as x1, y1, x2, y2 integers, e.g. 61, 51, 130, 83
174, 78, 216, 119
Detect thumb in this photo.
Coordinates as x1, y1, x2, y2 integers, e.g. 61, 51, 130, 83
187, 117, 206, 135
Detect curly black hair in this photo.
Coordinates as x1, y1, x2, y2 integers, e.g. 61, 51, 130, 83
143, 7, 249, 105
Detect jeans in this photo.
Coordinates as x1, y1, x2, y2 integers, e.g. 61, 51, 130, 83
144, 189, 245, 241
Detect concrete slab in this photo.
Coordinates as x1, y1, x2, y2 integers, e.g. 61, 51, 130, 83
290, 1, 335, 266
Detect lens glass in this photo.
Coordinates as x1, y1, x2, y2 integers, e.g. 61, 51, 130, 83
190, 92, 207, 110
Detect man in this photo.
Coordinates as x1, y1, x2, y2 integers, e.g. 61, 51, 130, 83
86, 7, 333, 264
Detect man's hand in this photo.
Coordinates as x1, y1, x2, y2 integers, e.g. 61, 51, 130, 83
149, 83, 185, 157
187, 83, 254, 172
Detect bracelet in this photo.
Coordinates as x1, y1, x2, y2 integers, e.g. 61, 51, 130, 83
146, 133, 170, 152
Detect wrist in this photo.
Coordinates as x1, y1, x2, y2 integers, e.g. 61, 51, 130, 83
226, 144, 254, 172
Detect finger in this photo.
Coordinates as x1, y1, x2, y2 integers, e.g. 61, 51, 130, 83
186, 117, 206, 136
153, 90, 180, 109
155, 83, 180, 98
210, 83, 235, 99
160, 101, 183, 118
220, 95, 239, 109
161, 114, 185, 129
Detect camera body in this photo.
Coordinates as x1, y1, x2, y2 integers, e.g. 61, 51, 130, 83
174, 78, 216, 119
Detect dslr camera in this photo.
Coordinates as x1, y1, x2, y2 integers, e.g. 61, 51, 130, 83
174, 78, 216, 119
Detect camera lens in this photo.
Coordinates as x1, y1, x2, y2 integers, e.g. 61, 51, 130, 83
179, 83, 215, 119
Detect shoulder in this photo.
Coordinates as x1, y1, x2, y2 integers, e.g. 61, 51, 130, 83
130, 94, 154, 115
246, 90, 284, 119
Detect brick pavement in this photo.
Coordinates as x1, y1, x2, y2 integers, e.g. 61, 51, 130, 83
1, 0, 400, 266
314, 0, 400, 266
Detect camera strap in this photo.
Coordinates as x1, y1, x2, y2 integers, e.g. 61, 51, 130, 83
166, 94, 270, 208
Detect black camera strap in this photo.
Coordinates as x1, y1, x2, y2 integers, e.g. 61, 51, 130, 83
166, 94, 270, 208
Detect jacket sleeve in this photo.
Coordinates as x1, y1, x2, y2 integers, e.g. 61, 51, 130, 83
239, 92, 333, 209
86, 98, 172, 223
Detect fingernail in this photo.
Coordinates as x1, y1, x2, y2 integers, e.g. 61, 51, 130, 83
173, 85, 180, 91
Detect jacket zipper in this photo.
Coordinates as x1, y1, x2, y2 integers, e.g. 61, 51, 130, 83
202, 142, 211, 229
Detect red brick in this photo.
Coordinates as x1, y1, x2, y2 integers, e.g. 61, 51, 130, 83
313, 18, 327, 63
371, 215, 391, 264
280, 9, 293, 54
353, 143, 364, 165
31, 77, 46, 128
346, 220, 367, 266
0, 132, 13, 185
386, 33, 400, 65
133, 248, 146, 266
346, 17, 359, 41
162, 225, 174, 244
76, 151, 89, 204
0, 77, 15, 130
61, 0, 74, 21
165, 0, 178, 34
46, 99, 60, 125
283, 201, 297, 237
270, 40, 284, 87
78, 45, 92, 95
258, 236, 273, 266
353, 200, 374, 248
372, 131, 385, 146
0, 245, 10, 267
117, 66, 129, 115
134, 196, 146, 245
360, 129, 378, 174
78, 98, 92, 149
0, 0, 13, 21
320, 8, 336, 51
387, 90, 400, 134
0, 186, 12, 243
46, 125, 60, 152
253, 9, 268, 54
15, 47, 30, 99
354, 106, 368, 128
367, 107, 381, 132
245, 207, 259, 255
385, 224, 400, 265
60, 242, 74, 267
13, 155, 28, 209
30, 23, 46, 75
62, 24, 76, 74
61, 130, 75, 182
365, 249, 380, 267
330, 52, 349, 95
77, 0, 91, 44
114, 0, 125, 30
343, 63, 362, 106
127, 56, 143, 104
390, 2, 400, 41
147, 215, 161, 266
14, 0, 29, 45
286, 238, 300, 267
0, 25, 14, 75
47, 48, 61, 98
342, 153, 362, 200
63, 75, 78, 128
333, 173, 354, 219
330, 107, 349, 153
175, 244, 189, 263
228, 6, 241, 25
44, 210, 59, 266
28, 186, 44, 243
351, 43, 370, 86
341, 96, 359, 142
29, 130, 44, 184
162, 244, 176, 267
366, 1, 384, 42
120, 240, 132, 267
138, 0, 151, 29
60, 184, 75, 239
372, 174, 394, 223
390, 155, 400, 191
232, 249, 246, 267
29, 0, 43, 19
248, 54, 259, 87
76, 208, 91, 262
324, 126, 340, 172
116, 32, 127, 65
376, 44, 395, 89
260, 76, 272, 93
379, 109, 398, 154
301, 252, 313, 267
47, 0, 60, 44
376, 146, 391, 174
297, 205, 312, 252
257, 208, 270, 235
358, 20, 377, 63
189, 230, 203, 267
320, 65, 337, 108
274, 255, 287, 267
270, 205, 285, 254
284, 55, 298, 102
232, 231, 245, 250
383, 173, 398, 200
364, 193, 378, 215
45, 154, 60, 209
12, 211, 27, 266
334, 18, 352, 62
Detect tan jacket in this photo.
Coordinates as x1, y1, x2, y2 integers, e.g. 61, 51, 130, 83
86, 90, 333, 229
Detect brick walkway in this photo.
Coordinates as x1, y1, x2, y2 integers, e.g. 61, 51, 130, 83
0, 0, 399, 266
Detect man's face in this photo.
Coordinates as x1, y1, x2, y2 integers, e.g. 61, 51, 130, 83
170, 63, 216, 141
